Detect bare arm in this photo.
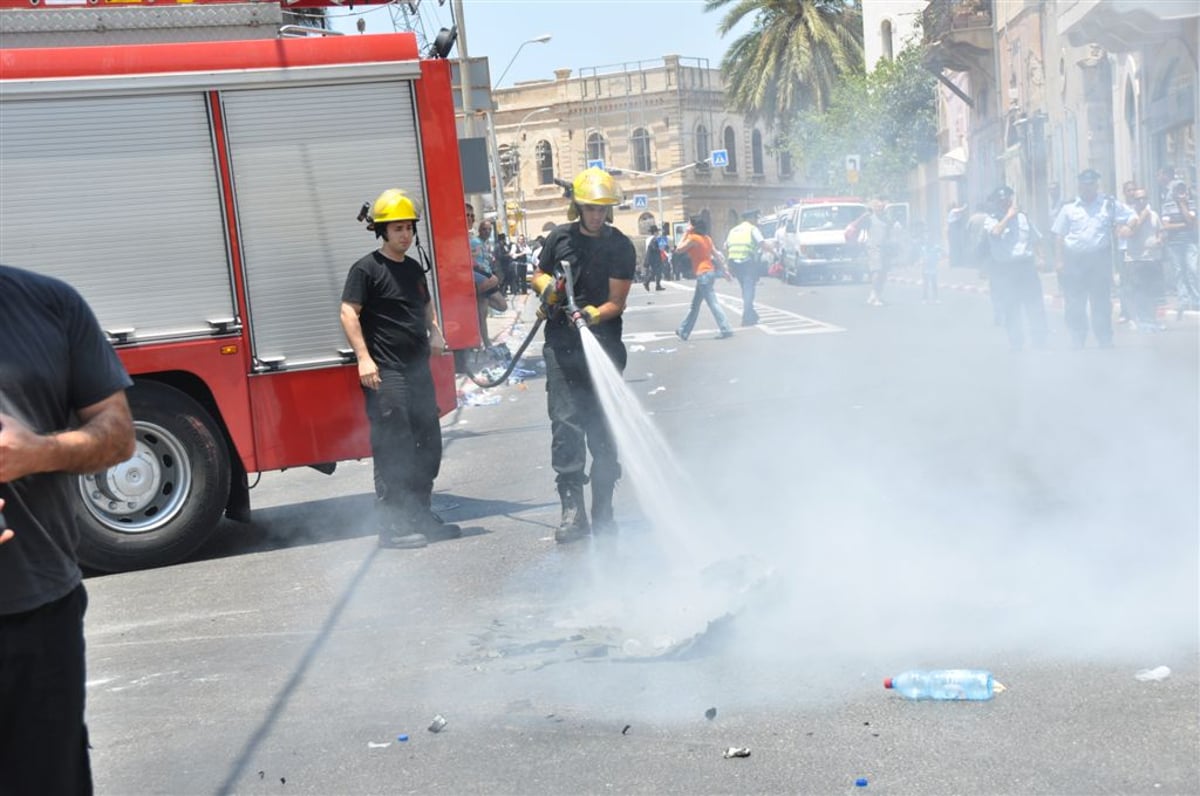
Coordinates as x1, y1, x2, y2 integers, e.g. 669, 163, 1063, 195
339, 301, 380, 390
425, 302, 445, 357
990, 204, 1017, 236
591, 278, 633, 323
0, 391, 134, 483
0, 498, 12, 545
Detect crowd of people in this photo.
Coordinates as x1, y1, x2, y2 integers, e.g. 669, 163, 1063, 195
943, 165, 1198, 347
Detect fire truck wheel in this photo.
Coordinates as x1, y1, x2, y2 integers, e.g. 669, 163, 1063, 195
74, 381, 231, 573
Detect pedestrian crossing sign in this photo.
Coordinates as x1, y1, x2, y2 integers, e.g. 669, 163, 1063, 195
632, 194, 648, 209
711, 149, 729, 168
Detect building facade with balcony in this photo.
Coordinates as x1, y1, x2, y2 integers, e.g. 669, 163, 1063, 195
923, 0, 1197, 236
489, 56, 804, 246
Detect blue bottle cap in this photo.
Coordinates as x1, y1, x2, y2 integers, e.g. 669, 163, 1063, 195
855, 777, 869, 787
397, 734, 409, 742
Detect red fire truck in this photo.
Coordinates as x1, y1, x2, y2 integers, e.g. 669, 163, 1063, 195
0, 10, 481, 571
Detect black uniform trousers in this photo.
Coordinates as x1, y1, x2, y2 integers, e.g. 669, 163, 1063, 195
544, 341, 626, 490
363, 356, 442, 525
0, 584, 93, 796
992, 257, 1048, 349
1061, 251, 1114, 346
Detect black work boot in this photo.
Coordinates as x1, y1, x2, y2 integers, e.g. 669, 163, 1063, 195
413, 494, 462, 541
590, 480, 618, 535
376, 500, 427, 549
555, 483, 590, 544
378, 523, 428, 549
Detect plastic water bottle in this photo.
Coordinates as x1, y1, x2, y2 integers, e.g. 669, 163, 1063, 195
884, 669, 995, 701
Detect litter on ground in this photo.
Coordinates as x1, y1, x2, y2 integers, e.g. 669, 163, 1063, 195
1135, 666, 1171, 682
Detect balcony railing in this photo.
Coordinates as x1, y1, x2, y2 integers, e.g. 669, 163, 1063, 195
922, 0, 994, 44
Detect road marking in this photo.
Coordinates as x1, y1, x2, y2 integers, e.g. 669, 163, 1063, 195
625, 281, 843, 337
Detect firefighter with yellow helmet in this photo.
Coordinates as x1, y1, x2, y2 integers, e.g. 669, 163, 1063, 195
529, 167, 637, 543
340, 188, 459, 549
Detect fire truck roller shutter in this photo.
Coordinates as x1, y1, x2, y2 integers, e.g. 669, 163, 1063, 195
221, 80, 428, 369
74, 380, 231, 573
0, 93, 237, 341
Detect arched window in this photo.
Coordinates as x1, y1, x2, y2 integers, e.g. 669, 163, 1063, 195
632, 127, 652, 172
751, 129, 765, 175
1124, 78, 1136, 138
723, 126, 738, 172
695, 124, 710, 163
780, 150, 793, 178
881, 19, 894, 62
586, 131, 606, 165
536, 140, 554, 185
727, 209, 740, 230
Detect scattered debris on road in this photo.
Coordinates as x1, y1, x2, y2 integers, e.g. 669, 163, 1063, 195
723, 747, 751, 759
705, 707, 717, 720
368, 741, 391, 749
621, 724, 631, 735
1135, 666, 1171, 682
428, 714, 447, 733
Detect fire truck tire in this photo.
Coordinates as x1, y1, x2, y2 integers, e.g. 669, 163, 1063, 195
74, 381, 231, 573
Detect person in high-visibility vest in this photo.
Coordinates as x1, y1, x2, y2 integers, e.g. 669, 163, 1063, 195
724, 210, 767, 326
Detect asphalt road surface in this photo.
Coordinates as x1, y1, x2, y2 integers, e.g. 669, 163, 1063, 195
85, 268, 1199, 794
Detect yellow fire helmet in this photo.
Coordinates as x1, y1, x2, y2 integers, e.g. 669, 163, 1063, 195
567, 167, 620, 221
371, 188, 421, 225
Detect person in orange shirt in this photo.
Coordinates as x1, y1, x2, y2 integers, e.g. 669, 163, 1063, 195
675, 216, 734, 340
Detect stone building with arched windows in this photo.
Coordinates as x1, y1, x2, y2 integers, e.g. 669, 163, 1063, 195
490, 55, 806, 246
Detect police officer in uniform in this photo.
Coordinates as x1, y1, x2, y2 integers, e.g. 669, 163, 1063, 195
1051, 169, 1133, 348
530, 168, 636, 543
725, 210, 766, 326
984, 186, 1048, 350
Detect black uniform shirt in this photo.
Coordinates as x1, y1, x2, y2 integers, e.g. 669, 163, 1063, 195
341, 251, 431, 368
536, 222, 636, 349
0, 265, 133, 615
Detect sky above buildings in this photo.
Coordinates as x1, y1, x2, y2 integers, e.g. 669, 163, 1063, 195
327, 0, 750, 86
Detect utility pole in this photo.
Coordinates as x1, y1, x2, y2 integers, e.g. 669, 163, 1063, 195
453, 0, 478, 223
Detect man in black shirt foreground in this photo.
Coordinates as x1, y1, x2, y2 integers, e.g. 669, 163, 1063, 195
1, 264, 137, 794
340, 189, 459, 549
531, 168, 636, 543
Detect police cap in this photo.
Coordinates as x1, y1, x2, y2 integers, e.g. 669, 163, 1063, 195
1078, 168, 1102, 183
988, 186, 1014, 203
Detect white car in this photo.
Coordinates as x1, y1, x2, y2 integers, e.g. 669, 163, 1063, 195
779, 200, 869, 284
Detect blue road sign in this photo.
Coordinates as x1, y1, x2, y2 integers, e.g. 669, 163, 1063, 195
632, 194, 649, 209
710, 149, 729, 168
587, 159, 606, 171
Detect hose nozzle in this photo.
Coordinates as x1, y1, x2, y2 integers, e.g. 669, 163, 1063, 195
558, 260, 588, 329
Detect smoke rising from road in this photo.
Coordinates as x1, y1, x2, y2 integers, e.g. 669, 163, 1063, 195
521, 318, 1198, 713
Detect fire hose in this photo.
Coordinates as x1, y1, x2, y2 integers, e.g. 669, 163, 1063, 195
467, 261, 586, 388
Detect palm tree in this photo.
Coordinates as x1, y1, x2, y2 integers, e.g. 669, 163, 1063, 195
705, 0, 864, 128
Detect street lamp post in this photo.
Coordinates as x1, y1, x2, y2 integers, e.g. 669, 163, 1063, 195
489, 35, 552, 236
495, 33, 551, 88
513, 106, 551, 238
610, 158, 712, 233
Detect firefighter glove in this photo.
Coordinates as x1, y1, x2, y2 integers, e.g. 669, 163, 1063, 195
580, 305, 601, 326
531, 271, 561, 305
